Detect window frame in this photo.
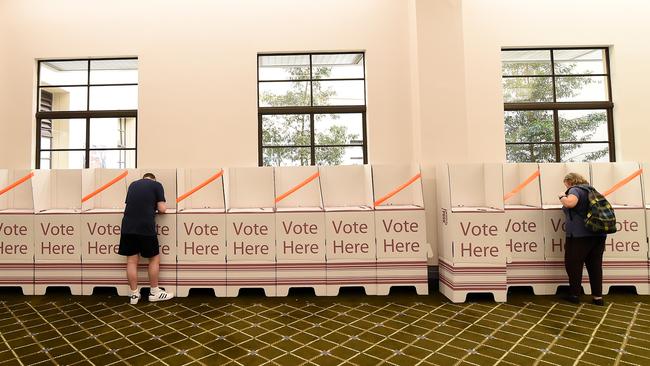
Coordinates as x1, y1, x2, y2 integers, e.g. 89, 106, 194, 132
502, 47, 615, 162
35, 57, 138, 169
257, 51, 368, 166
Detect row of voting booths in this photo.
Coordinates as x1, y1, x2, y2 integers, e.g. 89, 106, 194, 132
437, 162, 650, 303
0, 165, 429, 297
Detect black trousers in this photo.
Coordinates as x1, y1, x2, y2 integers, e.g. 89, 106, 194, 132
564, 236, 606, 297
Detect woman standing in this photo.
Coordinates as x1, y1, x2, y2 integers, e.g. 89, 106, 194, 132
559, 173, 606, 306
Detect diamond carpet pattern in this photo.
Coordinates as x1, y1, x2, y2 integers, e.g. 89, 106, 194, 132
0, 288, 649, 365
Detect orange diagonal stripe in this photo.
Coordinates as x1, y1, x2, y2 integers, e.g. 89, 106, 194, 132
503, 169, 540, 201
176, 169, 224, 203
275, 171, 320, 203
0, 172, 34, 197
81, 171, 128, 203
602, 168, 643, 197
374, 173, 422, 207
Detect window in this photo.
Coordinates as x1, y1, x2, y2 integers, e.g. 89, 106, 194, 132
502, 48, 614, 162
258, 52, 367, 166
36, 58, 138, 169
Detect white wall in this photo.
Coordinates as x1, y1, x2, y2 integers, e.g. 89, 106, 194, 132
462, 0, 650, 162
3, 0, 647, 167
0, 0, 416, 169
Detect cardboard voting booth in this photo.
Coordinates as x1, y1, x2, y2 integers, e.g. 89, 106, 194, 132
80, 169, 131, 296
176, 168, 226, 297
274, 166, 326, 296
225, 167, 276, 297
126, 169, 177, 293
436, 163, 506, 303
641, 163, 650, 290
320, 165, 376, 296
372, 164, 428, 295
539, 163, 591, 294
0, 170, 35, 295
591, 162, 648, 295
502, 163, 546, 294
32, 169, 82, 295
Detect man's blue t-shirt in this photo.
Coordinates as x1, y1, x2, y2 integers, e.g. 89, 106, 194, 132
121, 179, 165, 236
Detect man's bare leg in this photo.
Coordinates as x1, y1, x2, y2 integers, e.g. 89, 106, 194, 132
127, 255, 139, 291
148, 254, 160, 288
127, 255, 141, 304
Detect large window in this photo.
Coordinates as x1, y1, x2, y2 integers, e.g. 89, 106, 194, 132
258, 52, 367, 166
502, 48, 614, 162
36, 58, 138, 169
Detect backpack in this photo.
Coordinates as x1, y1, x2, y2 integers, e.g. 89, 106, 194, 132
569, 185, 617, 234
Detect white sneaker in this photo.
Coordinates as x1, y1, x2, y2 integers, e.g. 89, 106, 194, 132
149, 290, 174, 302
129, 291, 141, 305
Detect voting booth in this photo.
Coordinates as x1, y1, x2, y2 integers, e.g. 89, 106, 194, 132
32, 169, 82, 295
591, 162, 648, 295
372, 164, 428, 295
176, 168, 226, 297
320, 165, 376, 296
641, 163, 650, 283
274, 166, 326, 296
225, 167, 276, 297
127, 169, 177, 293
81, 169, 132, 295
436, 163, 506, 303
0, 170, 35, 295
502, 163, 546, 294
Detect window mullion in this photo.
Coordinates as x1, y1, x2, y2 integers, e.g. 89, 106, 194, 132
553, 110, 560, 162
309, 54, 313, 107
85, 118, 91, 168
310, 113, 316, 166
550, 49, 557, 103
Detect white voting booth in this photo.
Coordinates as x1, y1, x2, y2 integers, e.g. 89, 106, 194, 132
176, 168, 226, 297
225, 167, 276, 297
436, 163, 506, 303
372, 164, 428, 295
591, 162, 648, 295
502, 163, 546, 294
539, 163, 590, 294
127, 169, 177, 293
0, 170, 35, 295
274, 166, 326, 296
81, 169, 131, 296
32, 169, 82, 295
320, 165, 376, 296
641, 163, 650, 283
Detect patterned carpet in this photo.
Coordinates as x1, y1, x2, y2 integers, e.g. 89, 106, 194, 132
0, 287, 649, 365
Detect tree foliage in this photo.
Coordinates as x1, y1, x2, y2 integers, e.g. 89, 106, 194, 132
260, 66, 359, 166
503, 61, 608, 162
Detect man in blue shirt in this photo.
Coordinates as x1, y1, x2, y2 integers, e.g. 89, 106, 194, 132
119, 173, 174, 304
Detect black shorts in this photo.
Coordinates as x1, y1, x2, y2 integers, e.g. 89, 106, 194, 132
118, 234, 160, 258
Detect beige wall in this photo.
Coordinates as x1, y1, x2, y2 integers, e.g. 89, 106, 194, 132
2, 0, 648, 167
0, 0, 416, 168
462, 0, 650, 162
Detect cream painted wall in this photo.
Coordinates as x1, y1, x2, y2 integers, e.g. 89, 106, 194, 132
0, 0, 415, 169
462, 0, 650, 162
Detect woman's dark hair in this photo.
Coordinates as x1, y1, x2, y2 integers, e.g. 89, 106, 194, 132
143, 173, 156, 180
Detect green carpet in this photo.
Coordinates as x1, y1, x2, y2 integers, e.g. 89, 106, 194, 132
0, 287, 649, 365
